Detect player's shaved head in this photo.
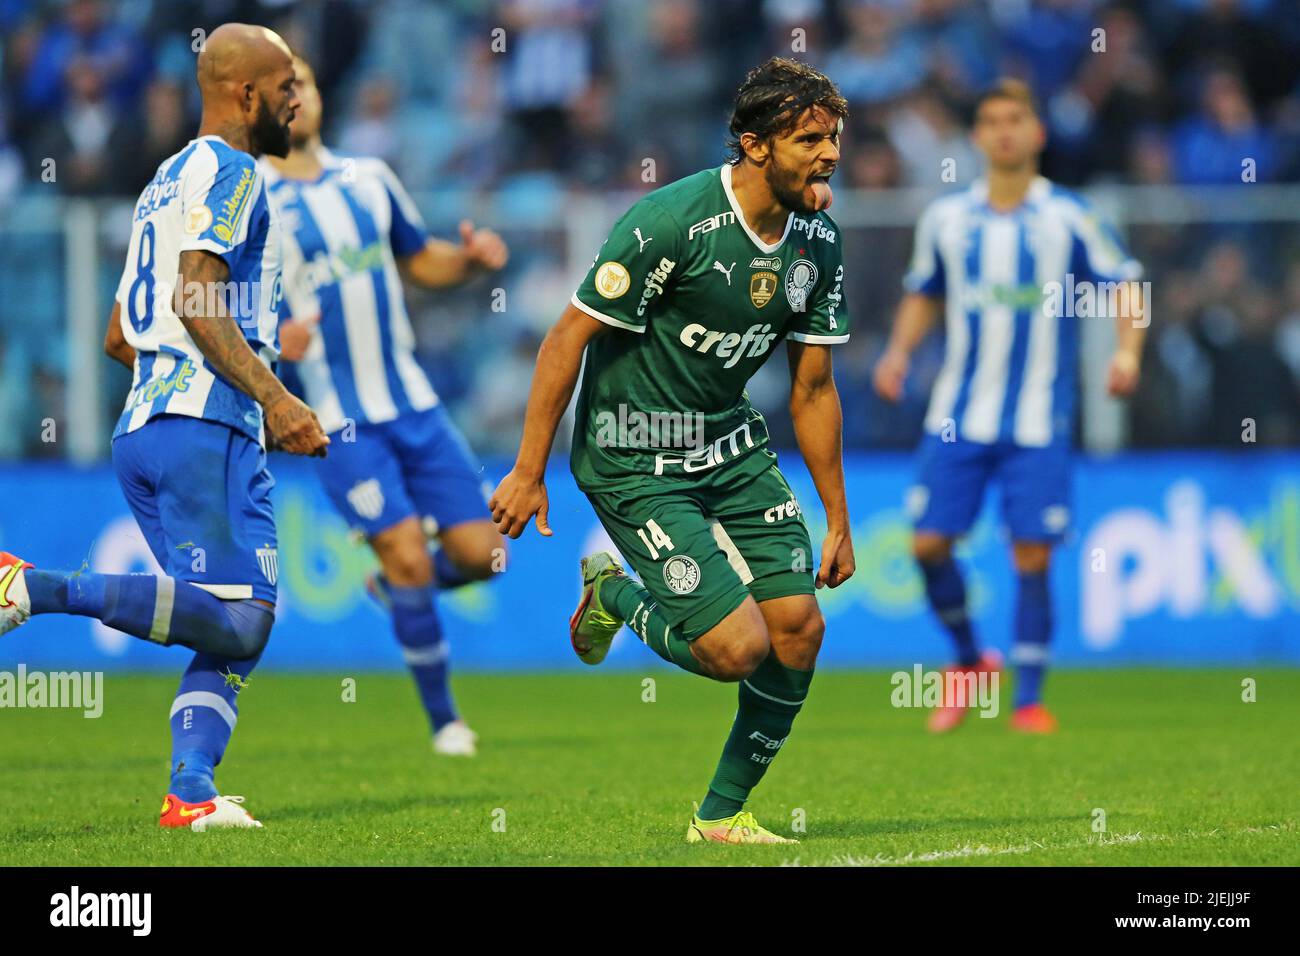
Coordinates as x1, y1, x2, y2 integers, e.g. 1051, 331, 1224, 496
194, 23, 299, 158
197, 24, 291, 99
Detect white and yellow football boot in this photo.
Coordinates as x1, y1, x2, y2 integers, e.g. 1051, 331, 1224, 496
686, 807, 799, 845
0, 552, 33, 637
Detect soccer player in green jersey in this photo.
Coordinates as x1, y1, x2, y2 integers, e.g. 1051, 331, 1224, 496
491, 58, 854, 845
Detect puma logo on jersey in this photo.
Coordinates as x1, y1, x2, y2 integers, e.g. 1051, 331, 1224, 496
712, 261, 735, 285
679, 322, 778, 368
633, 227, 652, 252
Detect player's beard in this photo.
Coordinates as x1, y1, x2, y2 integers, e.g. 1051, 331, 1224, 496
765, 158, 817, 215
252, 95, 293, 158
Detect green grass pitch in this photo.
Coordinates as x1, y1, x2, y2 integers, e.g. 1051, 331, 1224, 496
1, 669, 1295, 866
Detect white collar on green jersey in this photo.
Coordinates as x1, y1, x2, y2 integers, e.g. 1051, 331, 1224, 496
720, 162, 794, 255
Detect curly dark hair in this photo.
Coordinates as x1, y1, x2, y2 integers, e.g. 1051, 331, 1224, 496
725, 57, 849, 163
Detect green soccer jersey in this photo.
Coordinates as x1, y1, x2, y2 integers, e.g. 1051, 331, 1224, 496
570, 163, 849, 493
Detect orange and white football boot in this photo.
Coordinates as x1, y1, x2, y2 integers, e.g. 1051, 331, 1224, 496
159, 793, 264, 830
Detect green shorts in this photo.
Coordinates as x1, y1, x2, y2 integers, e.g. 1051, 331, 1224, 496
584, 461, 815, 640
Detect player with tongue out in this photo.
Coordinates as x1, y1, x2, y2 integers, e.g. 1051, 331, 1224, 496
491, 57, 854, 845
812, 178, 833, 210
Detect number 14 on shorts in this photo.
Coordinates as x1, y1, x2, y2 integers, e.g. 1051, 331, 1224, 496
637, 519, 675, 559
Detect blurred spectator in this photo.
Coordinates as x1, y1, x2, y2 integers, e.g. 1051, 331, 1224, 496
106, 78, 191, 194
622, 0, 719, 174
844, 123, 904, 189
1063, 3, 1164, 182
2, 0, 1299, 457
27, 55, 125, 195
1170, 68, 1278, 184
1164, 0, 1297, 108
1000, 0, 1092, 101
21, 0, 150, 116
1127, 127, 1173, 184
823, 2, 927, 108
885, 83, 980, 186
907, 0, 999, 93
497, 0, 600, 173
337, 76, 402, 169
1195, 242, 1300, 443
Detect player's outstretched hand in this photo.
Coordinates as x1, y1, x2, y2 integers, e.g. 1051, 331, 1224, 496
872, 347, 909, 403
490, 468, 550, 539
265, 393, 330, 458
816, 526, 855, 589
1106, 349, 1141, 397
278, 315, 319, 362
460, 220, 509, 273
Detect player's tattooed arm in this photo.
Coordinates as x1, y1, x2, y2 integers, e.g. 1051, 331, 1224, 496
872, 292, 942, 403
399, 220, 509, 289
103, 301, 135, 370
175, 249, 329, 457
787, 340, 855, 589
490, 303, 606, 539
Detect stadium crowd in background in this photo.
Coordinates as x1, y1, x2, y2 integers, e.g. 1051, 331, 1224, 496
2, 0, 1299, 457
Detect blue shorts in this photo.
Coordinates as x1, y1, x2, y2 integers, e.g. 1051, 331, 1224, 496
315, 405, 491, 538
112, 415, 278, 603
908, 433, 1073, 542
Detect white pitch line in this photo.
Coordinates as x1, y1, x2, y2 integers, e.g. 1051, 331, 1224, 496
778, 821, 1294, 867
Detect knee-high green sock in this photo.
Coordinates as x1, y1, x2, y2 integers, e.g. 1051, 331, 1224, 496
698, 653, 813, 819
600, 575, 708, 677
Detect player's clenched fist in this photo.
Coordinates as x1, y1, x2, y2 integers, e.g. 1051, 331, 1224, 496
460, 220, 509, 273
1106, 349, 1141, 398
816, 527, 856, 589
872, 347, 909, 403
278, 315, 318, 362
490, 468, 551, 539
265, 392, 330, 457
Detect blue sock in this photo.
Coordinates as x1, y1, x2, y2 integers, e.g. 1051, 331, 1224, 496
169, 648, 262, 802
433, 549, 474, 590
388, 583, 457, 731
919, 558, 980, 666
25, 569, 272, 659
1012, 571, 1052, 709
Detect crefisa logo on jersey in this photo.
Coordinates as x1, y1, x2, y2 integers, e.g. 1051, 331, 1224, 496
636, 257, 676, 316
784, 259, 818, 312
791, 216, 836, 243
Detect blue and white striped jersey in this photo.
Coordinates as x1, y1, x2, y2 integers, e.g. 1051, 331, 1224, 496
261, 149, 438, 435
114, 134, 284, 443
904, 176, 1142, 447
